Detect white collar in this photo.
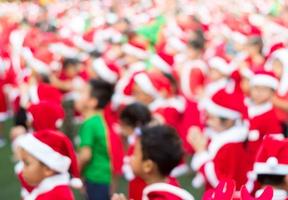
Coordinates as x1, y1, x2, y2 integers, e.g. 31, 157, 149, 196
208, 124, 248, 158
142, 183, 194, 200
247, 100, 273, 118
256, 188, 287, 200
23, 173, 70, 200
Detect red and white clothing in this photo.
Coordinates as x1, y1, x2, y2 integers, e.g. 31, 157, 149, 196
22, 173, 74, 200
246, 101, 283, 166
142, 181, 194, 200
255, 188, 288, 200
191, 125, 250, 191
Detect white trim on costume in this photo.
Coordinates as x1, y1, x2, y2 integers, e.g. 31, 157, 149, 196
247, 102, 273, 118
134, 73, 159, 98
150, 54, 172, 74
23, 173, 70, 200
205, 99, 241, 119
256, 188, 288, 200
142, 183, 195, 200
254, 161, 288, 175
250, 75, 279, 90
19, 134, 71, 173
122, 43, 148, 60
92, 58, 118, 84
204, 161, 219, 188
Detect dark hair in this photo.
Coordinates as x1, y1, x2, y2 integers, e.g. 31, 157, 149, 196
62, 58, 80, 69
189, 39, 205, 51
257, 174, 286, 186
120, 103, 151, 128
140, 125, 183, 176
89, 79, 114, 109
248, 36, 263, 54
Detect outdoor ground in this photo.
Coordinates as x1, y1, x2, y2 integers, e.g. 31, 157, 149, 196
0, 119, 203, 199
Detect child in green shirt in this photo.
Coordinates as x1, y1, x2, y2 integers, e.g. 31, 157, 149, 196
75, 79, 114, 200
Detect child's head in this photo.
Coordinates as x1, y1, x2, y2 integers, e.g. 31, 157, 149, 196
246, 36, 263, 56
62, 58, 81, 78
250, 72, 278, 105
75, 79, 114, 113
187, 39, 205, 59
205, 89, 247, 132
120, 103, 151, 136
254, 137, 288, 190
18, 130, 81, 187
208, 57, 232, 82
131, 125, 183, 183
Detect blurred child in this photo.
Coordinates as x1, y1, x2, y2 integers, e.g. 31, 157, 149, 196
246, 71, 283, 167
188, 89, 250, 193
76, 79, 114, 200
252, 137, 288, 199
112, 125, 195, 200
18, 130, 81, 200
120, 102, 152, 200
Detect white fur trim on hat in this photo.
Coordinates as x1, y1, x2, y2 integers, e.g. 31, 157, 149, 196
19, 134, 71, 173
150, 54, 172, 74
122, 44, 148, 60
92, 58, 118, 83
250, 75, 279, 90
134, 73, 159, 98
205, 99, 241, 119
254, 157, 288, 175
208, 57, 233, 75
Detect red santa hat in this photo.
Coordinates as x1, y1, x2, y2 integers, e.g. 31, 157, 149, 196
253, 137, 288, 175
92, 58, 120, 84
27, 101, 65, 131
37, 83, 63, 105
18, 130, 82, 188
150, 50, 174, 74
122, 41, 149, 60
133, 72, 172, 98
205, 88, 248, 120
250, 71, 279, 90
208, 56, 235, 75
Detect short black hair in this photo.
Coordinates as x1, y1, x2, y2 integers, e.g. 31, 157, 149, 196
257, 174, 286, 186
89, 79, 114, 109
63, 58, 80, 69
140, 125, 183, 176
120, 103, 151, 128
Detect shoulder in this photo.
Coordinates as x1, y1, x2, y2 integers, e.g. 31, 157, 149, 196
37, 186, 74, 200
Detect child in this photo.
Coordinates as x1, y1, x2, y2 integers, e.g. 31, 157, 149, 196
252, 137, 288, 199
120, 102, 152, 200
112, 125, 195, 200
246, 71, 283, 168
18, 130, 81, 200
187, 88, 250, 193
76, 79, 114, 200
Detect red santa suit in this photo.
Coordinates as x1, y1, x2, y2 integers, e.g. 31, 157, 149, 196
191, 89, 250, 192
18, 130, 82, 200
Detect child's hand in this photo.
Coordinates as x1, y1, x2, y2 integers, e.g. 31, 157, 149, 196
187, 126, 207, 152
111, 193, 128, 200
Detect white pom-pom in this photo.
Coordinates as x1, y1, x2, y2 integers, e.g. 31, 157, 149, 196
70, 178, 83, 189
267, 157, 278, 169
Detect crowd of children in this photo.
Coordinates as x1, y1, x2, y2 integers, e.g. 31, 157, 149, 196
1, 0, 288, 199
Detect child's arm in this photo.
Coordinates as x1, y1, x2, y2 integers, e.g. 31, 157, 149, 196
78, 147, 92, 172
111, 193, 127, 200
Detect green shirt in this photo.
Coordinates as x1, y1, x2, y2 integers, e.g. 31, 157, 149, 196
78, 113, 112, 184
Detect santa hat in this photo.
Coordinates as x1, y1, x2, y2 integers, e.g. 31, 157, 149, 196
27, 101, 65, 131
150, 50, 174, 74
253, 137, 288, 175
250, 71, 279, 90
265, 48, 288, 96
92, 58, 120, 84
133, 72, 172, 98
122, 41, 149, 60
205, 88, 248, 120
18, 130, 82, 188
37, 83, 63, 105
208, 56, 235, 75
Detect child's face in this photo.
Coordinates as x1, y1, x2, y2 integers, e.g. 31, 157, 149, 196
208, 68, 225, 82
75, 84, 96, 113
130, 139, 153, 181
272, 59, 283, 78
206, 113, 233, 133
21, 149, 53, 186
64, 65, 80, 78
250, 86, 274, 105
119, 121, 134, 137
132, 84, 154, 105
